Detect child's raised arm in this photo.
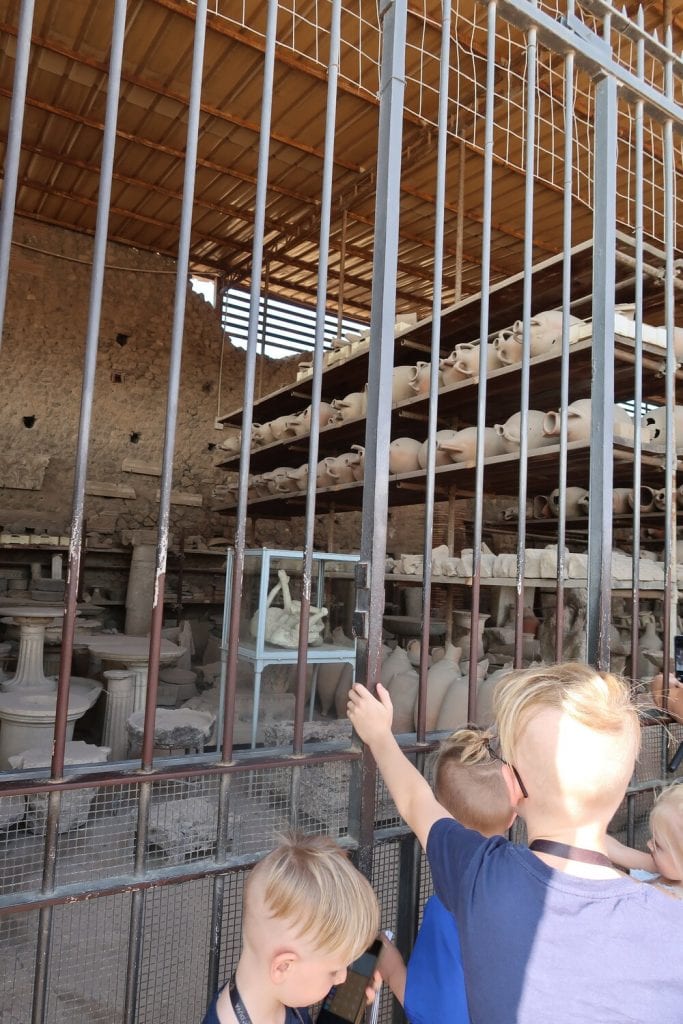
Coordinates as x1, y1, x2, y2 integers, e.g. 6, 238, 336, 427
347, 682, 450, 848
605, 834, 656, 873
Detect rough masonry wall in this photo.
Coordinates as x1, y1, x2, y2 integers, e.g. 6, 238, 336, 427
0, 217, 291, 543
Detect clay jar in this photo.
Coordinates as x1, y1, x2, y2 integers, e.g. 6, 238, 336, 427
334, 390, 367, 421
525, 309, 584, 355
434, 677, 469, 732
418, 643, 463, 731
326, 453, 359, 484
439, 354, 470, 387
218, 431, 241, 454
350, 444, 365, 480
269, 415, 297, 441
272, 468, 299, 493
493, 328, 523, 366
495, 410, 554, 453
409, 361, 440, 396
301, 402, 335, 432
285, 411, 308, 437
381, 645, 412, 689
418, 430, 460, 469
440, 426, 505, 463
251, 422, 274, 447
628, 485, 656, 513
642, 405, 683, 452
389, 437, 422, 474
547, 486, 589, 518
390, 670, 419, 734
316, 458, 337, 488
391, 365, 417, 403
543, 399, 633, 444
286, 465, 309, 491
451, 342, 502, 378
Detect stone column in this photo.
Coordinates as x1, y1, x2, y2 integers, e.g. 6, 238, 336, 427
125, 542, 157, 636
103, 669, 136, 760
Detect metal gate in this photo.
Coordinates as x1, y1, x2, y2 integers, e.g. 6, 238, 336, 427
0, 1, 682, 1022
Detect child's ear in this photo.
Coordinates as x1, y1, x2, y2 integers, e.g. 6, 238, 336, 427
271, 951, 297, 985
501, 762, 525, 806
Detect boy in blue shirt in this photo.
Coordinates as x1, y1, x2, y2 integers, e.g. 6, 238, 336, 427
203, 832, 380, 1024
349, 662, 683, 1024
378, 727, 515, 1024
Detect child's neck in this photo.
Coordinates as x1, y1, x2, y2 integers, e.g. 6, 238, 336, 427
219, 958, 286, 1024
524, 819, 621, 878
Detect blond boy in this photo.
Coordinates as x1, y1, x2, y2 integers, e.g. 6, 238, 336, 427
203, 833, 380, 1024
348, 662, 683, 1024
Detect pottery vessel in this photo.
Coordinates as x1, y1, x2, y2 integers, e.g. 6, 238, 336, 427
526, 309, 583, 355
389, 437, 422, 474
251, 422, 274, 447
474, 666, 513, 727
389, 669, 419, 733
627, 485, 656, 513
381, 645, 412, 690
316, 458, 337, 488
269, 415, 297, 441
286, 465, 309, 491
217, 431, 241, 454
418, 643, 462, 730
350, 444, 365, 480
439, 354, 470, 386
301, 402, 335, 431
533, 495, 552, 518
642, 405, 683, 452
451, 342, 502, 378
438, 426, 505, 463
493, 327, 523, 366
418, 430, 459, 469
547, 486, 589, 518
327, 453, 360, 484
543, 399, 633, 444
495, 410, 555, 453
409, 361, 440, 396
434, 676, 469, 732
272, 468, 299, 493
391, 365, 417, 403
333, 664, 354, 718
335, 390, 367, 421
285, 411, 308, 437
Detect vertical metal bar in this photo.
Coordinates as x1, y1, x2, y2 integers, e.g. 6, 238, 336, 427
454, 140, 465, 303
337, 210, 348, 342
660, 31, 676, 689
0, 0, 34, 349
554, 50, 574, 663
32, 6, 127, 1020
467, 0, 497, 721
586, 72, 618, 669
352, 0, 407, 878
512, 23, 537, 669
127, 4, 208, 1017
221, 0, 279, 763
141, 0, 208, 769
293, 0, 343, 755
629, 12, 645, 683
416, 0, 451, 743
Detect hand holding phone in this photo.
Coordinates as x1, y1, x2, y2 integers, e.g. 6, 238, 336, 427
316, 938, 383, 1024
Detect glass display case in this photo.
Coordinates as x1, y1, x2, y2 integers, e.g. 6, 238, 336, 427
220, 548, 359, 748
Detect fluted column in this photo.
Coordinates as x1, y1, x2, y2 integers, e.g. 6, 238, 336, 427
102, 669, 135, 760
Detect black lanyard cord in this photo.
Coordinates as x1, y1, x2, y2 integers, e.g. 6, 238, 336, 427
228, 975, 305, 1024
529, 839, 622, 871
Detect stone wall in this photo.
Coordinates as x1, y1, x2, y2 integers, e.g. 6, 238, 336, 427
0, 217, 290, 541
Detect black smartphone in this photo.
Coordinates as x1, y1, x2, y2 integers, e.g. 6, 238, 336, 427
674, 635, 683, 682
316, 938, 382, 1024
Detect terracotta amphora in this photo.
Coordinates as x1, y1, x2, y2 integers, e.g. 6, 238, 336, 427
350, 444, 365, 480
418, 430, 460, 469
381, 645, 412, 690
493, 327, 523, 366
269, 415, 296, 441
391, 365, 417, 404
439, 354, 470, 387
390, 669, 420, 733
434, 676, 469, 732
451, 342, 502, 377
217, 431, 241, 454
335, 390, 367, 421
419, 642, 463, 730
285, 411, 308, 437
389, 437, 422, 474
642, 405, 683, 452
251, 422, 274, 447
525, 309, 583, 356
495, 410, 555, 453
438, 426, 506, 463
316, 457, 337, 488
409, 361, 441, 396
286, 465, 309, 491
333, 664, 354, 719
547, 486, 589, 518
627, 485, 656, 513
326, 453, 359, 485
300, 402, 335, 432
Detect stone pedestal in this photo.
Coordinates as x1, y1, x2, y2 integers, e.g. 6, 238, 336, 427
126, 708, 215, 757
103, 669, 136, 760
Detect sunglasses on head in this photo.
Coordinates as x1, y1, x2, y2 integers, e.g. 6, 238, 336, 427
486, 737, 529, 800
